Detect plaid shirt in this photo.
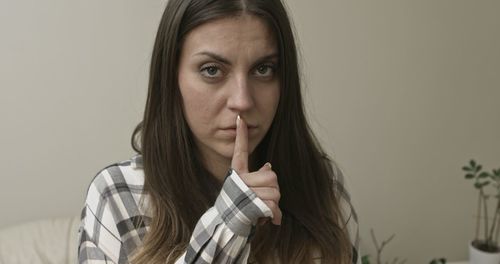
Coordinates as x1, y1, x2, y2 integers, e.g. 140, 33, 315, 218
77, 155, 360, 263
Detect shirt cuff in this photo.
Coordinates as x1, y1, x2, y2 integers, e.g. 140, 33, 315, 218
215, 169, 273, 237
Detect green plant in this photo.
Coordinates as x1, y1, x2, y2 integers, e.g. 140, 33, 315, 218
360, 230, 446, 264
463, 159, 500, 252
429, 258, 446, 264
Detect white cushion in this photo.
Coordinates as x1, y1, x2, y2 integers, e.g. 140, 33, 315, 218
0, 216, 80, 264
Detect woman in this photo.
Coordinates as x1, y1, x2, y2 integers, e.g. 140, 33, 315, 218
78, 0, 359, 263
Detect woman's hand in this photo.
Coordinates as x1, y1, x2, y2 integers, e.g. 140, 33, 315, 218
231, 115, 282, 225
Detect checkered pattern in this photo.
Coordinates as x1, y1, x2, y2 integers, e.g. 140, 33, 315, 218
77, 156, 150, 264
77, 155, 360, 263
182, 168, 273, 263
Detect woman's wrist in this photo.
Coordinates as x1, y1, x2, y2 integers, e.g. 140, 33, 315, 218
215, 169, 273, 236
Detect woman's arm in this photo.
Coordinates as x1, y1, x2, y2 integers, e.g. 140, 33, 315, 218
177, 169, 272, 263
77, 164, 133, 264
77, 165, 271, 264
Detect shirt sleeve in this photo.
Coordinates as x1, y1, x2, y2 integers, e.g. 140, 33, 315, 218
77, 167, 129, 264
177, 169, 273, 263
78, 167, 272, 264
77, 163, 147, 264
78, 226, 120, 264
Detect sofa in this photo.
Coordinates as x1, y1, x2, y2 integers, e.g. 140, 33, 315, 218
0, 216, 80, 264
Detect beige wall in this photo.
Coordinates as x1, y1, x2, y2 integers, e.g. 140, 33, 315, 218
1, 0, 499, 262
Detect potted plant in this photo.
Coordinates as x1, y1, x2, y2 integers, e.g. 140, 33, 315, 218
463, 159, 500, 263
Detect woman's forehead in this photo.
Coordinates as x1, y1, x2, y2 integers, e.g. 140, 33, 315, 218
181, 15, 278, 59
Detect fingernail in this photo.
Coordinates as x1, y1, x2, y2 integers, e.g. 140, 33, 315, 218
265, 162, 272, 169
236, 115, 240, 128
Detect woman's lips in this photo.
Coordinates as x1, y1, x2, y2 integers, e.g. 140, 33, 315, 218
219, 126, 257, 137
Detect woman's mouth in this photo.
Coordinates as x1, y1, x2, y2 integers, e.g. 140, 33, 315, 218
219, 125, 258, 137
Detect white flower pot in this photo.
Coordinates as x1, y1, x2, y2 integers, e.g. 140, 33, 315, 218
469, 240, 500, 264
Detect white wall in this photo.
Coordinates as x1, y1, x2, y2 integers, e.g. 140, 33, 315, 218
291, 1, 500, 262
1, 0, 499, 262
0, 0, 161, 227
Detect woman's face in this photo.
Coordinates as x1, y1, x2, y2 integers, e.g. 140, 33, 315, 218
178, 14, 280, 171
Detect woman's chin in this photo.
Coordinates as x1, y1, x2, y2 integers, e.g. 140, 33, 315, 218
205, 141, 259, 164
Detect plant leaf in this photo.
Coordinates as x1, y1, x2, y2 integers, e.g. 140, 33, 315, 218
479, 172, 489, 178
361, 255, 370, 264
465, 174, 475, 179
470, 159, 477, 167
462, 166, 473, 172
476, 165, 483, 172
475, 182, 482, 189
482, 181, 491, 187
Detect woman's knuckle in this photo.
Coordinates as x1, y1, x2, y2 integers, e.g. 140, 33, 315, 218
264, 171, 276, 184
274, 190, 281, 201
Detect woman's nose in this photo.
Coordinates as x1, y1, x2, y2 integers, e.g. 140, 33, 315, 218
226, 75, 254, 112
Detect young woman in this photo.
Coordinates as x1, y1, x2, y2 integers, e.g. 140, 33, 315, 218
78, 0, 359, 263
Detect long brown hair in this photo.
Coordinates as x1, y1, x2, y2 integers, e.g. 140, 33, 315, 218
130, 0, 357, 263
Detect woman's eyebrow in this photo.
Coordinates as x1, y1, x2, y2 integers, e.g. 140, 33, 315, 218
252, 53, 279, 67
194, 51, 279, 66
195, 51, 231, 65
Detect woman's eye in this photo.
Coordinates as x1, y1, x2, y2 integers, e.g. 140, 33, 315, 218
200, 64, 223, 78
254, 64, 276, 77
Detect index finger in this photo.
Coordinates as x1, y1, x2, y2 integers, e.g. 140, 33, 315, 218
231, 115, 249, 173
